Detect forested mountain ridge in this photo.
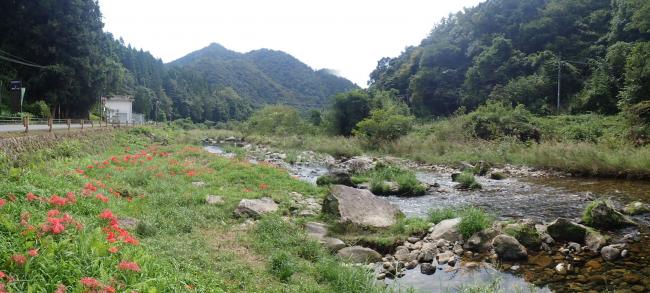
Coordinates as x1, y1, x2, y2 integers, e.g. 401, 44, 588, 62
369, 0, 650, 118
0, 1, 357, 122
168, 44, 358, 108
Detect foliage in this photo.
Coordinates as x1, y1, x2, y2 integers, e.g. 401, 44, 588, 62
454, 172, 482, 190
467, 101, 539, 142
23, 101, 51, 118
426, 206, 494, 239
327, 90, 372, 136
427, 207, 458, 224
353, 107, 415, 145
356, 164, 426, 197
244, 105, 312, 135
369, 0, 650, 119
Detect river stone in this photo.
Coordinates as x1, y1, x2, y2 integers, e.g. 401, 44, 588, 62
555, 263, 568, 275
340, 156, 376, 173
585, 201, 637, 229
585, 259, 603, 270
529, 254, 553, 268
234, 197, 279, 218
205, 195, 224, 205
601, 244, 623, 261
418, 250, 435, 263
428, 218, 462, 242
492, 234, 528, 261
420, 263, 436, 275
464, 228, 499, 253
316, 170, 353, 187
585, 228, 608, 252
322, 185, 401, 228
437, 251, 456, 265
305, 222, 328, 238
192, 181, 206, 187
117, 216, 140, 230
547, 218, 587, 243
623, 201, 650, 216
394, 247, 414, 262
337, 246, 382, 264
322, 237, 346, 252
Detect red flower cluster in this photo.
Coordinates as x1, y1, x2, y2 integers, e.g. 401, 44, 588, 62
41, 210, 79, 235
80, 277, 115, 293
98, 210, 139, 246
117, 260, 141, 272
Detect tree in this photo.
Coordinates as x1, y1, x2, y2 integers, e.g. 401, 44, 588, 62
327, 90, 371, 136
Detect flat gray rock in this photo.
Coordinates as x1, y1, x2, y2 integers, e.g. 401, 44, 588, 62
323, 185, 401, 228
234, 197, 278, 218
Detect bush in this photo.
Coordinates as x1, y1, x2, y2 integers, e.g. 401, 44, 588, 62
454, 171, 482, 190
326, 90, 372, 136
353, 108, 414, 145
244, 105, 312, 135
24, 100, 51, 117
467, 101, 539, 142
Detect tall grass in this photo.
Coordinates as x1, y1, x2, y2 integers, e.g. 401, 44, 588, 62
427, 206, 494, 239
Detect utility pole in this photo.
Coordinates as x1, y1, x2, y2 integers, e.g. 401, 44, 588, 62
557, 53, 561, 113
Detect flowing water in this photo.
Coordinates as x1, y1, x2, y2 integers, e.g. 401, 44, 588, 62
204, 145, 650, 292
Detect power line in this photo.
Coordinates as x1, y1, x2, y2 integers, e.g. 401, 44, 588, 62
0, 52, 49, 69
0, 48, 35, 64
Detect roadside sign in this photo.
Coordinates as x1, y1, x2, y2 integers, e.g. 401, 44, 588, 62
10, 80, 21, 91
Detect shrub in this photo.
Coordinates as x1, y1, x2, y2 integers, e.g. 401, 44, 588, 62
245, 105, 312, 136
353, 108, 414, 146
504, 224, 541, 249
455, 171, 482, 190
467, 101, 539, 142
326, 90, 372, 136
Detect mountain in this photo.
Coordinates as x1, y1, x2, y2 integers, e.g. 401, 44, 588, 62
369, 0, 650, 118
168, 43, 358, 108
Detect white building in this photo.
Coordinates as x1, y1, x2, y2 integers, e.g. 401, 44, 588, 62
104, 95, 134, 124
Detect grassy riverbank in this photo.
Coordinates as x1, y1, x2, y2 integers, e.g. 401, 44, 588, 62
0, 127, 384, 292
200, 112, 650, 179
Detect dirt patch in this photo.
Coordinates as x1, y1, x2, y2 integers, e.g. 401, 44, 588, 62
200, 227, 265, 266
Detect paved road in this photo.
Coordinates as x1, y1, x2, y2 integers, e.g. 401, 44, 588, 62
0, 123, 85, 132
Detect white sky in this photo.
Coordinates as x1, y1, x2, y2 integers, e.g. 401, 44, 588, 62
99, 0, 483, 87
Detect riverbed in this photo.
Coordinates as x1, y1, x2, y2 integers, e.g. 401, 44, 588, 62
204, 144, 650, 292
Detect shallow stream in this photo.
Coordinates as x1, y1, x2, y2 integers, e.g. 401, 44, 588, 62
204, 144, 650, 292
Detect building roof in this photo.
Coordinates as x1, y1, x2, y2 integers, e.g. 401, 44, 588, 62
105, 95, 134, 102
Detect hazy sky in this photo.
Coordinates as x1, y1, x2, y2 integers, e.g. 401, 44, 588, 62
99, 0, 483, 87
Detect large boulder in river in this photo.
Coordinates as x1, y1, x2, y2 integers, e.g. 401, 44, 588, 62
492, 234, 528, 261
427, 218, 462, 242
234, 197, 279, 218
547, 218, 587, 243
583, 200, 637, 230
585, 228, 608, 252
337, 246, 382, 263
323, 185, 401, 228
316, 170, 353, 187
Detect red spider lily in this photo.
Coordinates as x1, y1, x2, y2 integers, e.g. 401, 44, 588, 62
99, 209, 114, 220
103, 160, 109, 165
0, 198, 5, 207
66, 192, 77, 203
80, 277, 102, 288
186, 170, 196, 177
27, 248, 38, 257
47, 217, 65, 234
108, 246, 119, 254
243, 188, 252, 193
47, 209, 61, 217
117, 261, 141, 272
146, 156, 153, 161
26, 192, 40, 202
96, 193, 109, 203
20, 212, 30, 227
54, 284, 66, 293
84, 183, 98, 192
259, 183, 268, 190
87, 165, 94, 169
49, 195, 67, 206
11, 254, 26, 266
75, 169, 85, 175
